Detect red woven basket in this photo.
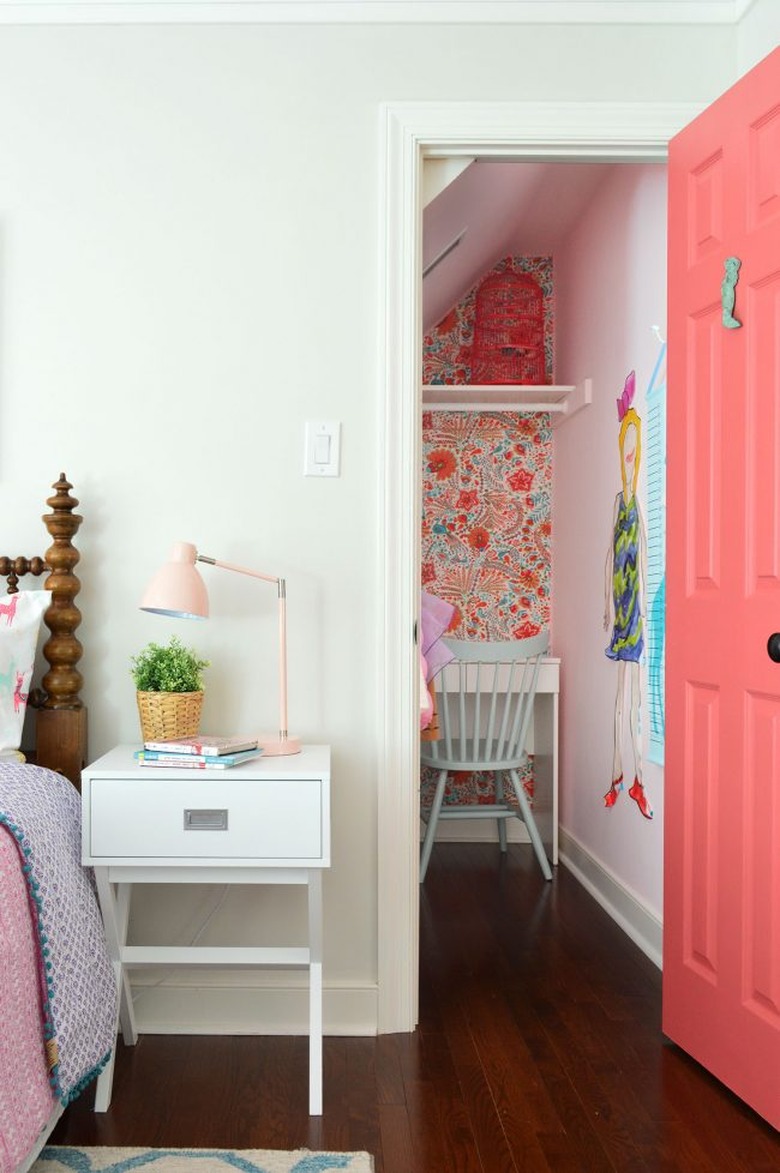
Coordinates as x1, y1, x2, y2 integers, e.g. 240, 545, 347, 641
471, 271, 546, 385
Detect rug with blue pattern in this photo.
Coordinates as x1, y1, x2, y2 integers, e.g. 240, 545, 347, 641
31, 1148, 373, 1173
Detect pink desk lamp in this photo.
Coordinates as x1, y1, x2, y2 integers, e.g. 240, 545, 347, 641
140, 541, 300, 756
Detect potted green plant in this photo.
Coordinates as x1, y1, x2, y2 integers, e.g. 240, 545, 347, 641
131, 635, 210, 743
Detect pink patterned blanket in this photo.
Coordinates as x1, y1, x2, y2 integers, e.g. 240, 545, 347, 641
0, 763, 116, 1109
0, 821, 55, 1173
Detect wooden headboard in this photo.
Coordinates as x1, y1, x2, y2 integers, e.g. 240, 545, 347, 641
0, 473, 87, 789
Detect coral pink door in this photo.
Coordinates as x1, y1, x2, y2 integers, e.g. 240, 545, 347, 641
665, 46, 780, 1129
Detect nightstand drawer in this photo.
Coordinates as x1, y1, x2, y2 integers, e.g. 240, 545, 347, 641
87, 776, 324, 861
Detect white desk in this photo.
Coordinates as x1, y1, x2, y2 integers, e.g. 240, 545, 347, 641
435, 657, 560, 864
81, 743, 331, 1115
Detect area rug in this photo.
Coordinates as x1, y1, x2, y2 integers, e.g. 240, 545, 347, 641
31, 1148, 374, 1173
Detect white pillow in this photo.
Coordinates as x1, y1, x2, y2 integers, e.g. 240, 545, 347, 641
0, 590, 49, 755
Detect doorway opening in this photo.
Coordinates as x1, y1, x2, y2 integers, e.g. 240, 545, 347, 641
376, 100, 700, 1036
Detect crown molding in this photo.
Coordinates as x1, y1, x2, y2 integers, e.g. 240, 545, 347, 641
0, 1, 746, 27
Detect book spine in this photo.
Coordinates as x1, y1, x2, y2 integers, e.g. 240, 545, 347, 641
143, 740, 256, 756
136, 750, 260, 767
137, 750, 211, 763
143, 742, 202, 755
137, 758, 212, 769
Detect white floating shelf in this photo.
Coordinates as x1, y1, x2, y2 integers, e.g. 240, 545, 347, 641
422, 380, 592, 425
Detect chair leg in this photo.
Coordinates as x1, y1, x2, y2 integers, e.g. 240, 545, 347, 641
420, 769, 448, 882
496, 771, 508, 853
509, 768, 552, 881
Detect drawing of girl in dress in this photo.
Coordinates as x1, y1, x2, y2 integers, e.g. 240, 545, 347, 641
603, 372, 653, 820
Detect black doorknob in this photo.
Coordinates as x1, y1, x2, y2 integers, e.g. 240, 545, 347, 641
768, 633, 780, 662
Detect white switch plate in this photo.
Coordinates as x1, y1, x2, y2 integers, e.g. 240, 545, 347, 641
304, 421, 341, 477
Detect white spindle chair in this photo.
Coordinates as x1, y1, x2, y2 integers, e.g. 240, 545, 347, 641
420, 633, 553, 883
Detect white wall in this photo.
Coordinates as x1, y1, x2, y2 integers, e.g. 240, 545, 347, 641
553, 164, 667, 962
0, 20, 733, 1032
737, 0, 780, 72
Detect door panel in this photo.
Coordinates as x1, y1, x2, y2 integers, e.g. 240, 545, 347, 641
689, 151, 725, 263
665, 46, 780, 1130
746, 274, 780, 586
742, 691, 779, 1021
747, 102, 780, 231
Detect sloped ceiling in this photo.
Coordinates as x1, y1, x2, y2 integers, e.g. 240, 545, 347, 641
422, 159, 616, 333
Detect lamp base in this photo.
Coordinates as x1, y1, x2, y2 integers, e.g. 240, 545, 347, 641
258, 733, 302, 756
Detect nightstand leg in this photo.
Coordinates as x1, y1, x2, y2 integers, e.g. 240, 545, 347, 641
308, 870, 323, 1115
93, 869, 138, 1111
113, 883, 138, 1044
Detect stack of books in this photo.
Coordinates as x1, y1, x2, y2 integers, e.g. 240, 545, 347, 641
135, 734, 263, 770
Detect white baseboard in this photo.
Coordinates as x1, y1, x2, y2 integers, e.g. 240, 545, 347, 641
130, 975, 378, 1036
558, 827, 662, 969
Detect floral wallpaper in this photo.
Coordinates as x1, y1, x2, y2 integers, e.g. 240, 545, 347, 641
422, 411, 552, 640
420, 257, 554, 812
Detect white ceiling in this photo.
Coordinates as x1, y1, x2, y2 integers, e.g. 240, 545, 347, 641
422, 159, 617, 333
0, 0, 748, 24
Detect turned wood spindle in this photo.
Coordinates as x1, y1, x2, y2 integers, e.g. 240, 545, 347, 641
40, 473, 84, 709
32, 473, 88, 789
0, 555, 47, 594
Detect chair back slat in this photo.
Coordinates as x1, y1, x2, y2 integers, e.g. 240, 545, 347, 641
494, 659, 512, 760
473, 662, 483, 761
509, 654, 542, 757
458, 661, 467, 761
439, 663, 453, 761
421, 633, 550, 771
484, 664, 500, 761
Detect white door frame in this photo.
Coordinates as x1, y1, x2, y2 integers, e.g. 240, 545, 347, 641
376, 98, 702, 1033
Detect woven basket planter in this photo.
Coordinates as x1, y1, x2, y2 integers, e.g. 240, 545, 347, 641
136, 690, 204, 743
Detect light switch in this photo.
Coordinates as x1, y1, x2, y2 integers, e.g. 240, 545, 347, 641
314, 434, 331, 464
305, 421, 341, 477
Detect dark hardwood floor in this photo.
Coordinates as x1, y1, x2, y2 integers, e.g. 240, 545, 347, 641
52, 843, 780, 1171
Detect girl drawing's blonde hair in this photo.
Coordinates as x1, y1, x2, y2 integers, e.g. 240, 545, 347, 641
619, 407, 642, 499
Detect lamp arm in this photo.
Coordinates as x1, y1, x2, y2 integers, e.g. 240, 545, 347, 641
197, 554, 279, 588
197, 554, 290, 743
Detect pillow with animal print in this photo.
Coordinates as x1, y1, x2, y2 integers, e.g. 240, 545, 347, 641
0, 590, 49, 756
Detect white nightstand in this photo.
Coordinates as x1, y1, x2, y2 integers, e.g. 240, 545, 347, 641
81, 743, 331, 1115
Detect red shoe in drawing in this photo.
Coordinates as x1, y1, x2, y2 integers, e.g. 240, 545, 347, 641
629, 777, 653, 820
603, 775, 623, 807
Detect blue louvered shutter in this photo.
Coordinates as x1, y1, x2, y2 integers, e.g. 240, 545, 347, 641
645, 347, 666, 764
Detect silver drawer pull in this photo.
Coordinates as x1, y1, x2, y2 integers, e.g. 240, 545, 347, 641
184, 808, 229, 831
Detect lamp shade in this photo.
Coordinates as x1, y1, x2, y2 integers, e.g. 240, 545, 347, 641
140, 541, 209, 619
